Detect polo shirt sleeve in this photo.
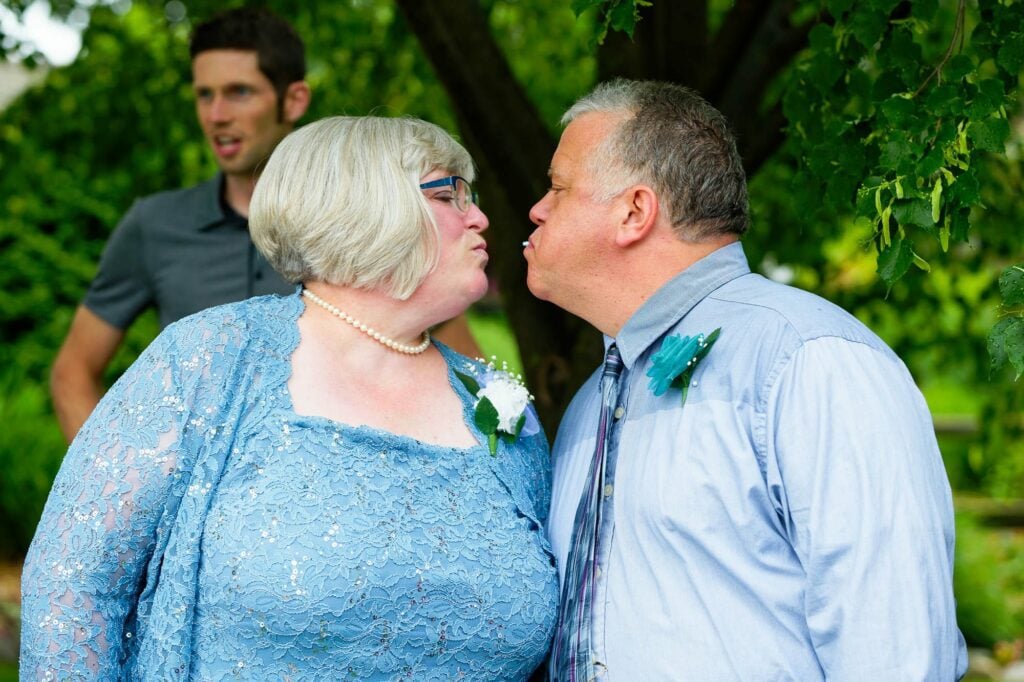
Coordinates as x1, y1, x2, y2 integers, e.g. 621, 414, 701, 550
83, 199, 155, 330
763, 336, 966, 679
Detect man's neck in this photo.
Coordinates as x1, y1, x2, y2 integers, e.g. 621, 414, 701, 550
222, 172, 257, 218
597, 235, 739, 337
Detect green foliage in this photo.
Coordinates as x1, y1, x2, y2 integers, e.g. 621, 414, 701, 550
571, 0, 651, 44
975, 379, 1024, 500
780, 0, 1023, 368
955, 514, 1024, 647
0, 5, 197, 387
1001, 266, 1024, 308
990, 316, 1024, 381
991, 265, 1024, 380
0, 369, 66, 558
489, 1, 597, 129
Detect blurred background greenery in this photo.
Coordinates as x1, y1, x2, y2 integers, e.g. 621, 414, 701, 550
0, 0, 1022, 676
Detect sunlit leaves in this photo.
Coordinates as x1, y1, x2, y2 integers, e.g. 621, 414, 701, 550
990, 267, 1024, 380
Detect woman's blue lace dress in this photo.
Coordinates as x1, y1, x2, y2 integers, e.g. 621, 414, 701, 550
21, 293, 558, 680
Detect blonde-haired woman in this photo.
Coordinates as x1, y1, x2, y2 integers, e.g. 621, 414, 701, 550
22, 116, 557, 679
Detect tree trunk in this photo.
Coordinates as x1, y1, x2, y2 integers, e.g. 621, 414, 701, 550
394, 0, 604, 430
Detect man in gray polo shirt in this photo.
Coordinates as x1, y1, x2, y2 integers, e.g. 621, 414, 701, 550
51, 7, 311, 441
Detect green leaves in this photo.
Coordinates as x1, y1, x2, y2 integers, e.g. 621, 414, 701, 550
989, 265, 1024, 381
1000, 266, 1024, 308
997, 35, 1024, 74
473, 396, 500, 455
571, 0, 605, 13
850, 10, 887, 48
892, 198, 934, 228
989, 317, 1024, 380
877, 239, 914, 287
572, 0, 650, 43
454, 370, 480, 396
826, 0, 854, 18
782, 0, 1020, 323
968, 118, 1010, 154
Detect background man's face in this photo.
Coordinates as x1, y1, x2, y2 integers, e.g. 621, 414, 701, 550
525, 112, 622, 312
192, 49, 292, 179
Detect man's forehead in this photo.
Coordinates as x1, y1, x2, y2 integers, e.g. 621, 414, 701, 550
192, 49, 263, 81
551, 111, 623, 172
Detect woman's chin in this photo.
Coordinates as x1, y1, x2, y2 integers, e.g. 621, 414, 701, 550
468, 274, 490, 302
442, 280, 488, 321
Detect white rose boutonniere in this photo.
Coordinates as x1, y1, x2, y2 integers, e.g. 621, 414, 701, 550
456, 358, 540, 456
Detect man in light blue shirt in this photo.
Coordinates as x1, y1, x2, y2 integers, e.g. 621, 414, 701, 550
524, 79, 967, 680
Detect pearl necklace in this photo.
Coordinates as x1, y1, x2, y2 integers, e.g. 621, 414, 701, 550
302, 288, 431, 355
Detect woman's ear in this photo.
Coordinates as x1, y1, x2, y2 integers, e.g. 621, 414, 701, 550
614, 185, 659, 248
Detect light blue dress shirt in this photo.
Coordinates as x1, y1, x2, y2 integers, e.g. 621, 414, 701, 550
547, 243, 967, 680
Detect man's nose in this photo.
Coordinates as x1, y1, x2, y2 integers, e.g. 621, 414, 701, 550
208, 95, 232, 123
528, 194, 550, 226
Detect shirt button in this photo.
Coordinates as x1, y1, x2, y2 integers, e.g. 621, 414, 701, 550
603, 484, 613, 497
255, 270, 264, 280
613, 406, 625, 419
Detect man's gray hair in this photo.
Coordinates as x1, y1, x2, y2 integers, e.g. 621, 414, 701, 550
250, 116, 474, 299
564, 79, 749, 241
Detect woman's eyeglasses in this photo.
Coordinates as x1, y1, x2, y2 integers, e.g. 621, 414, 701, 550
419, 176, 479, 213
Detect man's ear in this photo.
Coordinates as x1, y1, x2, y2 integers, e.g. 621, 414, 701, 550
282, 81, 312, 124
615, 185, 659, 248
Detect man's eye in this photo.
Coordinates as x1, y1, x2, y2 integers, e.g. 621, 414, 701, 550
228, 86, 253, 99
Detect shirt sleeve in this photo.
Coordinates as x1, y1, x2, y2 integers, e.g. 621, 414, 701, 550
763, 337, 967, 680
20, 328, 187, 678
83, 199, 155, 330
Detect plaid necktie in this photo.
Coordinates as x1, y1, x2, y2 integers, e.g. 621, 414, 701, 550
551, 343, 624, 681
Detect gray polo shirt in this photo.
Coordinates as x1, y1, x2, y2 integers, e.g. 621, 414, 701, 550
84, 174, 293, 329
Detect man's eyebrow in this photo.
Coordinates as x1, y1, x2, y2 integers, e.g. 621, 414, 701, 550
194, 81, 257, 91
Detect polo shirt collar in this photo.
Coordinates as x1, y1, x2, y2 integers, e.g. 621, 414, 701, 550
197, 173, 233, 231
613, 241, 750, 369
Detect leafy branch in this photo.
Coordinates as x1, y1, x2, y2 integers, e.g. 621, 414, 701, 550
913, 0, 967, 97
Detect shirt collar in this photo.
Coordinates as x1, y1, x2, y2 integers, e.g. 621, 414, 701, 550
197, 173, 235, 231
613, 241, 751, 369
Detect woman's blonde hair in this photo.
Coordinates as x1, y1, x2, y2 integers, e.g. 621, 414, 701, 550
249, 115, 475, 299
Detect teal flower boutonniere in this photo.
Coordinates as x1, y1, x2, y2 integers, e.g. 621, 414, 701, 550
455, 358, 540, 456
646, 328, 721, 406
